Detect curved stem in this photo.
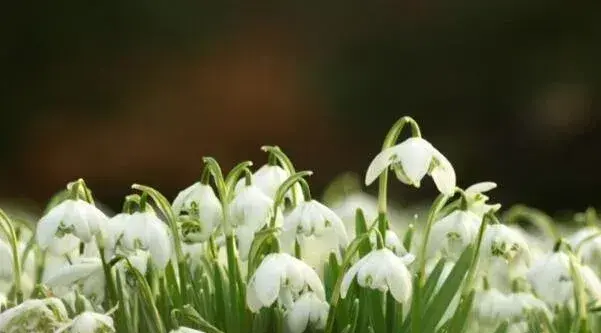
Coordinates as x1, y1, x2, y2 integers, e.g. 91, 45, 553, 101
224, 161, 254, 193
376, 116, 422, 215
262, 146, 298, 204
503, 205, 559, 240
270, 171, 313, 228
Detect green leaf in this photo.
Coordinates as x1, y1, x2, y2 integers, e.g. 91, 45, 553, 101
493, 321, 509, 333
446, 290, 475, 333
177, 304, 225, 333
354, 209, 372, 256
420, 244, 474, 333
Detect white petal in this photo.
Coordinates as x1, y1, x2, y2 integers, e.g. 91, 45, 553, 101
365, 148, 396, 186
37, 201, 69, 249
465, 182, 497, 195
387, 256, 413, 303
253, 254, 286, 306
429, 149, 456, 195
396, 138, 434, 186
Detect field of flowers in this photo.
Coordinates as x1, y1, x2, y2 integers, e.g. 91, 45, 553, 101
0, 116, 600, 333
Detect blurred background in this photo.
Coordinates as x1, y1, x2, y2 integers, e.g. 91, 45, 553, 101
1, 1, 600, 216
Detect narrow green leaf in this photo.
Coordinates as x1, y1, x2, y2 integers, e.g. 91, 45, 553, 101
354, 209, 372, 256
446, 290, 475, 333
420, 244, 474, 333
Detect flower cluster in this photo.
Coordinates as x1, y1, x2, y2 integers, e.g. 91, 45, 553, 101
0, 117, 600, 333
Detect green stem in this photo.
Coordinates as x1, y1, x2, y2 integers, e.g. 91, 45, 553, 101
224, 161, 254, 193
270, 171, 313, 228
376, 116, 422, 215
502, 204, 559, 240
417, 193, 451, 285
261, 146, 298, 204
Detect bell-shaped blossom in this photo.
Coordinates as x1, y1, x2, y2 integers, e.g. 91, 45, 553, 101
369, 230, 415, 264
568, 226, 601, 273
107, 212, 172, 269
281, 200, 349, 259
172, 182, 222, 242
56, 311, 115, 333
230, 184, 279, 260
527, 251, 601, 307
235, 164, 302, 204
0, 297, 69, 332
246, 253, 325, 312
36, 199, 108, 253
472, 288, 550, 331
365, 137, 456, 195
44, 258, 105, 303
285, 292, 329, 333
341, 249, 413, 304
427, 210, 481, 261
479, 224, 531, 291
464, 182, 501, 217
169, 327, 206, 333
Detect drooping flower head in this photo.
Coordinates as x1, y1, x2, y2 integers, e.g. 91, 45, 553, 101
365, 137, 456, 195
230, 184, 281, 260
0, 297, 69, 333
464, 182, 502, 217
341, 248, 413, 304
281, 199, 348, 260
427, 210, 481, 261
284, 292, 329, 333
106, 212, 172, 269
172, 182, 223, 243
246, 253, 325, 312
36, 199, 108, 255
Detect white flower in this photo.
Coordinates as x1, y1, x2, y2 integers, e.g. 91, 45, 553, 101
464, 182, 501, 217
427, 210, 481, 261
36, 199, 108, 253
108, 212, 172, 269
44, 257, 105, 303
246, 253, 325, 312
527, 251, 601, 306
230, 184, 280, 260
568, 226, 601, 273
472, 289, 551, 331
169, 327, 206, 333
235, 164, 302, 203
285, 292, 329, 333
479, 224, 531, 291
365, 137, 456, 195
0, 240, 12, 281
281, 200, 349, 259
341, 249, 413, 304
57, 311, 115, 333
172, 182, 222, 242
0, 297, 69, 332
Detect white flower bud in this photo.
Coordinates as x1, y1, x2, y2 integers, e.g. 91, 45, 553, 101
0, 298, 69, 332
235, 164, 302, 204
285, 292, 329, 333
427, 210, 480, 261
281, 200, 348, 260
172, 182, 222, 242
464, 182, 501, 217
341, 249, 413, 304
246, 253, 325, 312
58, 311, 115, 333
365, 137, 456, 195
36, 200, 108, 254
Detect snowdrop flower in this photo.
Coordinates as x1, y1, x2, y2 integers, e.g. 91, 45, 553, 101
107, 212, 172, 269
341, 249, 413, 304
230, 184, 280, 260
246, 253, 325, 312
568, 226, 601, 273
36, 199, 108, 253
285, 292, 329, 333
44, 257, 105, 303
464, 182, 501, 217
480, 224, 531, 291
427, 210, 481, 261
527, 251, 601, 307
281, 199, 348, 259
365, 137, 456, 195
57, 311, 115, 333
169, 327, 206, 333
0, 297, 69, 332
235, 164, 302, 203
369, 230, 415, 264
172, 182, 222, 242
